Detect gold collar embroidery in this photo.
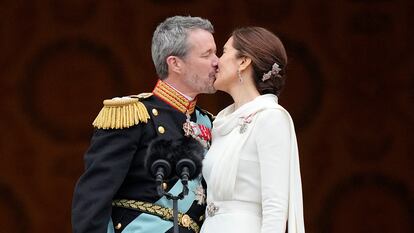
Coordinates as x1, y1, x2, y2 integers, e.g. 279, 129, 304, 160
152, 80, 197, 114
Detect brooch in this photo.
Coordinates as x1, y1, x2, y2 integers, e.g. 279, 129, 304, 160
206, 202, 219, 217
238, 113, 255, 134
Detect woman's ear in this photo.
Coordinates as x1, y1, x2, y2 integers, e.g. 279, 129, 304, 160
239, 56, 252, 72
166, 56, 182, 74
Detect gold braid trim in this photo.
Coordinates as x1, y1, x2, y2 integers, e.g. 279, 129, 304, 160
112, 199, 201, 233
152, 80, 197, 114
92, 97, 150, 129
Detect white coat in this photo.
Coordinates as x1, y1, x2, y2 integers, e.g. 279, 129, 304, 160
201, 94, 305, 233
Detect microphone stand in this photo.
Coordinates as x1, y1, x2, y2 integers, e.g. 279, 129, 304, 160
157, 174, 190, 233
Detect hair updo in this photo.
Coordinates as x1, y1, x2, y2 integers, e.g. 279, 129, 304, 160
231, 27, 288, 96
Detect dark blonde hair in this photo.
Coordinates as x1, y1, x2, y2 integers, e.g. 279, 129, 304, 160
232, 27, 287, 96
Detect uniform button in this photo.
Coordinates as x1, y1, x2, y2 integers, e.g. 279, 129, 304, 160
115, 223, 122, 229
158, 126, 165, 134
181, 214, 191, 227
152, 108, 159, 116
162, 182, 168, 190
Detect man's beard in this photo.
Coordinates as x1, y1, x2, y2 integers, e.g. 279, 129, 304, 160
186, 73, 217, 94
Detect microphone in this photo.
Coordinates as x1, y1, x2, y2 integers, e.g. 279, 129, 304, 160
172, 137, 204, 186
145, 137, 204, 233
145, 137, 204, 196
145, 139, 175, 189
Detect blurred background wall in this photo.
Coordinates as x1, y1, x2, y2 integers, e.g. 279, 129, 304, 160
0, 0, 413, 232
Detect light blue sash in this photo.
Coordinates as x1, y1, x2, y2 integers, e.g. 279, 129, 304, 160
107, 109, 211, 232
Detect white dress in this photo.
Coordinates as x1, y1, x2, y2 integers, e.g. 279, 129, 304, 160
200, 94, 305, 233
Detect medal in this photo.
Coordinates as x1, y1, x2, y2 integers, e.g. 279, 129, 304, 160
194, 183, 206, 205
183, 112, 211, 148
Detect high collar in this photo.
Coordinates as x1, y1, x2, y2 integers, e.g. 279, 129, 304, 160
152, 80, 197, 114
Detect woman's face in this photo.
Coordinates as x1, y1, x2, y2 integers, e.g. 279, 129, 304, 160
214, 37, 242, 91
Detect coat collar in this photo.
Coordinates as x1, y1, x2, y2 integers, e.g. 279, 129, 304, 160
152, 80, 197, 114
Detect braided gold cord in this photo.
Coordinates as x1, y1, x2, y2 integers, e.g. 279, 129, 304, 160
112, 199, 200, 233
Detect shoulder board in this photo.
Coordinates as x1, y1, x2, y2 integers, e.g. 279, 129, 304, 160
92, 96, 150, 129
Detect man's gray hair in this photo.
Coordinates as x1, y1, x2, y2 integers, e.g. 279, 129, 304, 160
151, 16, 214, 79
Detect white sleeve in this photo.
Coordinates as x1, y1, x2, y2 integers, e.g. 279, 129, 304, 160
255, 108, 291, 233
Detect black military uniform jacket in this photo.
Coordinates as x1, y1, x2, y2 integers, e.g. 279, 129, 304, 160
72, 80, 214, 233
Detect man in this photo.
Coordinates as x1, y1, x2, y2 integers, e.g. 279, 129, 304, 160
72, 16, 218, 233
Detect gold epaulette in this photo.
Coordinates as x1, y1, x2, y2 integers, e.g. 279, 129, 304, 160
92, 96, 150, 129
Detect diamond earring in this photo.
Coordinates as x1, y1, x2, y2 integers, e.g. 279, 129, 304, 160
237, 70, 243, 83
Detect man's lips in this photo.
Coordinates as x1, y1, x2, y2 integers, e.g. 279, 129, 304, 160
209, 71, 217, 79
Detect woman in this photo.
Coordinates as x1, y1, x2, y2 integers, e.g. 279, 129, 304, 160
200, 27, 305, 233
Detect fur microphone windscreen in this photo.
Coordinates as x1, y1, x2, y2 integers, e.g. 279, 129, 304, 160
145, 137, 204, 180
145, 138, 176, 178
171, 137, 204, 180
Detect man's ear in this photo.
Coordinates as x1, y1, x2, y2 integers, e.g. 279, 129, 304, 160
166, 56, 183, 74
239, 56, 252, 72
